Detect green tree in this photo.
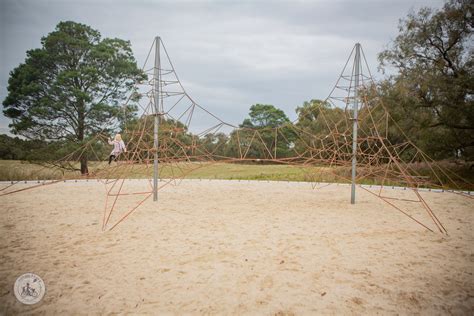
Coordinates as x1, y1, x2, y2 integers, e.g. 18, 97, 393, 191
295, 99, 344, 135
294, 99, 345, 159
374, 81, 457, 160
227, 104, 295, 159
2, 21, 145, 173
378, 0, 473, 159
200, 133, 229, 159
123, 115, 196, 163
242, 104, 290, 128
0, 134, 32, 160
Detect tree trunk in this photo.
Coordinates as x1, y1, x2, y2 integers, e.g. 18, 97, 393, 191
77, 98, 87, 175
80, 156, 89, 175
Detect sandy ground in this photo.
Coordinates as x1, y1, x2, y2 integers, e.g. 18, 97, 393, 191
0, 179, 473, 315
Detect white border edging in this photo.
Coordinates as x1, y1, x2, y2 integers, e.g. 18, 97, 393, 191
0, 178, 472, 195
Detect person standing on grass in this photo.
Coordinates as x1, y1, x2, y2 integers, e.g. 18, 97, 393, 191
108, 133, 127, 165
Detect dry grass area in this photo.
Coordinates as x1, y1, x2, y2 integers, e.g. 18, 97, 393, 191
0, 180, 473, 314
1, 160, 472, 191
0, 160, 337, 183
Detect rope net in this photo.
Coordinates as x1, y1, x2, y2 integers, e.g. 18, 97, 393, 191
1, 38, 472, 232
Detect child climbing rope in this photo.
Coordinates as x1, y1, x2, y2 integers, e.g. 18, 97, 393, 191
108, 133, 127, 164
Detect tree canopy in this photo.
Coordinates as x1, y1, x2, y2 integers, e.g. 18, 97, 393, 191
378, 0, 473, 159
2, 21, 145, 173
240, 104, 290, 128
224, 104, 296, 160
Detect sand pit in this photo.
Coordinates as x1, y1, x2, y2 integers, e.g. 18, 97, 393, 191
0, 180, 473, 314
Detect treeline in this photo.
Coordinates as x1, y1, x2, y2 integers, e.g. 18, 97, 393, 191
0, 134, 106, 161
0, 134, 45, 160
0, 102, 330, 162
2, 96, 468, 164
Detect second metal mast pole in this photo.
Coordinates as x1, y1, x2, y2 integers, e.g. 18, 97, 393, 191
351, 43, 361, 204
153, 36, 161, 202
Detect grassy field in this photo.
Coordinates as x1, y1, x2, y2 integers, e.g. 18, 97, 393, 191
0, 160, 472, 190
0, 160, 326, 182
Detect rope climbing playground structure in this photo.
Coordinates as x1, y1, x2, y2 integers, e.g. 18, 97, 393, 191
1, 37, 472, 232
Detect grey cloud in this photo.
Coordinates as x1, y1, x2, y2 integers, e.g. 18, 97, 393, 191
0, 0, 445, 131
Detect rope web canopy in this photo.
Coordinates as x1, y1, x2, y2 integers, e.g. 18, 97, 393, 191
1, 38, 472, 232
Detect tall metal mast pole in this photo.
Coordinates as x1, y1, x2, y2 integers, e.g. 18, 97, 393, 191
153, 36, 161, 202
351, 43, 361, 204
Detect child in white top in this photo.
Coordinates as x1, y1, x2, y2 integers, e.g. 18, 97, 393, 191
108, 133, 127, 164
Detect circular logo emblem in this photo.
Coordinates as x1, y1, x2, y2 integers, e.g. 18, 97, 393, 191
13, 273, 46, 305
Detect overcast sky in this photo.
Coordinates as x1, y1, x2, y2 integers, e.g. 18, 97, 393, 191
0, 0, 445, 135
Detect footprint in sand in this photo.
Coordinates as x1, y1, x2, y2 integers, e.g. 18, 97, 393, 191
351, 297, 364, 306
